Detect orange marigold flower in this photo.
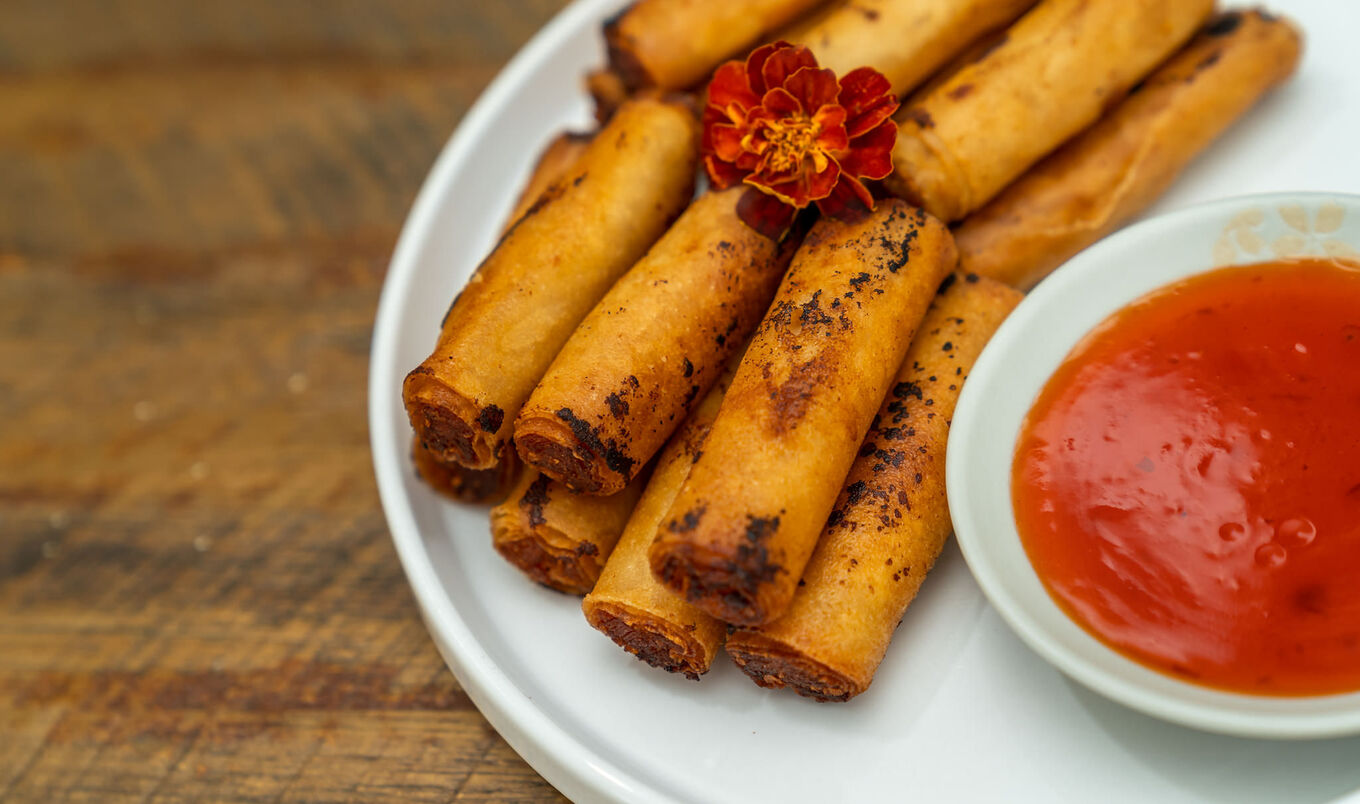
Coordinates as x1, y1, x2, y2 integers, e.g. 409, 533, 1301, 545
701, 41, 899, 238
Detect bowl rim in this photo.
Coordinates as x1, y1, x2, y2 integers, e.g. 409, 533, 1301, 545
947, 190, 1360, 740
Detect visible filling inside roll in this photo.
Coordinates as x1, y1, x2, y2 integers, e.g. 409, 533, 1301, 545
516, 430, 602, 493
493, 532, 602, 595
727, 638, 857, 702
651, 541, 772, 626
586, 604, 704, 680
410, 399, 481, 467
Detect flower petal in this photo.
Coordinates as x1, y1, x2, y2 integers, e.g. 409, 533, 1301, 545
709, 122, 747, 162
745, 41, 784, 94
737, 187, 797, 240
761, 44, 819, 94
813, 104, 849, 153
708, 60, 759, 113
840, 120, 897, 180
816, 175, 876, 221
804, 158, 841, 200
838, 67, 899, 138
761, 85, 804, 117
784, 66, 840, 111
704, 154, 748, 189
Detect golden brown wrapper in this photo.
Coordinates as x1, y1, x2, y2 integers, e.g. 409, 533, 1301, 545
515, 188, 796, 496
403, 98, 699, 470
582, 371, 734, 679
585, 69, 630, 125
886, 0, 1213, 222
502, 131, 594, 236
780, 0, 1037, 98
727, 274, 1021, 700
955, 10, 1303, 289
490, 469, 646, 595
649, 200, 957, 626
605, 0, 826, 91
411, 436, 522, 505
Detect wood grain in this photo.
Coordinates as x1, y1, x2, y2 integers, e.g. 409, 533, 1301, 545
0, 1, 574, 801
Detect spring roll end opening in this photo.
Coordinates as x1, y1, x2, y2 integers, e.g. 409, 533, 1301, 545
515, 426, 613, 495
403, 374, 498, 470
727, 636, 862, 702
492, 529, 601, 595
584, 603, 709, 680
649, 541, 774, 627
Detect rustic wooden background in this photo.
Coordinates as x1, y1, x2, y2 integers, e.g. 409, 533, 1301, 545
0, 1, 576, 800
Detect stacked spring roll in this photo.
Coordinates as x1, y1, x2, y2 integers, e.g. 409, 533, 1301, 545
727, 275, 1022, 699
516, 187, 799, 495
955, 9, 1303, 288
649, 200, 958, 626
781, 0, 1037, 98
583, 368, 737, 678
886, 0, 1213, 221
404, 97, 698, 470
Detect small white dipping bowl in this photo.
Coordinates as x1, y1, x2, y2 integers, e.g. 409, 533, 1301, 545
947, 191, 1360, 739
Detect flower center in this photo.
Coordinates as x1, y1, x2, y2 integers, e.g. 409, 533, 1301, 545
747, 115, 825, 175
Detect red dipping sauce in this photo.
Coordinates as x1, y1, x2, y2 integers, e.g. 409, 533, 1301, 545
1013, 258, 1360, 696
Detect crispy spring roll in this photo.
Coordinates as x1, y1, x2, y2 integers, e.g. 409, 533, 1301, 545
885, 0, 1213, 222
780, 0, 1037, 98
727, 274, 1021, 700
586, 68, 630, 124
411, 436, 521, 505
649, 201, 958, 626
491, 470, 647, 595
502, 131, 594, 235
515, 188, 796, 496
605, 0, 827, 91
955, 10, 1303, 289
582, 371, 734, 679
403, 98, 699, 470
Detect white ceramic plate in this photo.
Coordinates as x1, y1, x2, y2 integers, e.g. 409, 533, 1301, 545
948, 192, 1360, 740
369, 1, 1360, 801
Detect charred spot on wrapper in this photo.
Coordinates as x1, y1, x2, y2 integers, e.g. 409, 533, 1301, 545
1205, 11, 1243, 36
476, 404, 505, 433
605, 392, 629, 419
520, 475, 552, 528
669, 506, 706, 534
554, 407, 636, 479
904, 107, 934, 129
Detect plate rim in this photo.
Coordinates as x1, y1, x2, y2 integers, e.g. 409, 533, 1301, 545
367, 1, 671, 801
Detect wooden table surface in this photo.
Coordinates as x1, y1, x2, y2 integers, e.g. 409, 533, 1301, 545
0, 1, 576, 800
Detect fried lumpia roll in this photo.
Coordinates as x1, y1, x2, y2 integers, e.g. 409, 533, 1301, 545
605, 0, 826, 91
955, 10, 1303, 289
649, 201, 957, 626
885, 0, 1212, 222
586, 69, 630, 125
411, 436, 522, 505
515, 188, 795, 496
780, 0, 1037, 98
491, 469, 647, 595
727, 274, 1022, 700
502, 131, 594, 235
403, 98, 699, 470
582, 373, 733, 679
